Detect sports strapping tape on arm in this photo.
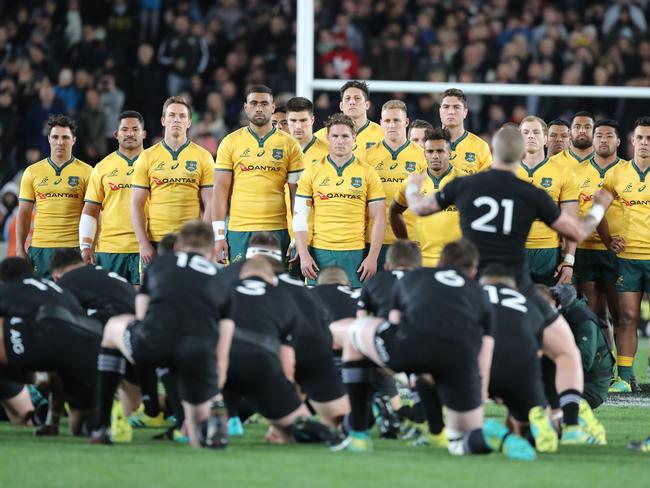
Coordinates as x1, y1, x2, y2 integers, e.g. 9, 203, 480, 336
212, 221, 226, 241
288, 170, 303, 184
587, 203, 605, 225
79, 214, 97, 250
292, 197, 311, 233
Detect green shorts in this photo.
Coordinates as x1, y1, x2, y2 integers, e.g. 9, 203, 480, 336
616, 258, 650, 293
309, 247, 364, 288
227, 230, 290, 264
96, 252, 140, 285
28, 247, 78, 279
574, 249, 618, 284
365, 244, 390, 272
525, 248, 560, 286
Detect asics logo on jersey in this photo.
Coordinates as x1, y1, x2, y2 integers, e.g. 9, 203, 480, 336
108, 182, 132, 191
336, 178, 344, 186
389, 162, 398, 170
639, 185, 646, 192
257, 149, 265, 157
9, 329, 24, 355
54, 178, 62, 185
126, 169, 134, 175
171, 162, 179, 170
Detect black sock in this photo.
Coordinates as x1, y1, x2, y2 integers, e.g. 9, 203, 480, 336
410, 389, 426, 424
97, 347, 126, 428
157, 368, 183, 428
341, 360, 373, 431
397, 405, 411, 422
559, 389, 581, 426
464, 428, 492, 454
137, 366, 160, 417
415, 379, 445, 435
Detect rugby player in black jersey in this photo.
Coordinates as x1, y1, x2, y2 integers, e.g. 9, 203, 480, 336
406, 124, 613, 444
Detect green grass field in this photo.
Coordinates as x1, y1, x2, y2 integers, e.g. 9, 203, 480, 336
2, 340, 649, 488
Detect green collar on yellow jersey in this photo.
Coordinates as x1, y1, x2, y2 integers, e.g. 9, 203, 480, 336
382, 139, 410, 160
303, 136, 317, 154
568, 147, 593, 163
519, 157, 549, 178
116, 150, 138, 166
588, 156, 619, 178
162, 139, 191, 160
631, 159, 650, 182
356, 120, 370, 135
47, 156, 75, 176
428, 164, 453, 189
327, 155, 355, 176
449, 130, 468, 151
247, 126, 276, 148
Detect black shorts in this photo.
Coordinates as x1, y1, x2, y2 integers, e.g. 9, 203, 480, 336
0, 375, 24, 400
125, 320, 218, 405
490, 350, 546, 422
225, 342, 302, 420
375, 322, 482, 412
2, 317, 100, 410
295, 339, 346, 403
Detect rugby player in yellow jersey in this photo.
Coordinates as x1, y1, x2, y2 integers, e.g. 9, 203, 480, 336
547, 119, 571, 157
271, 105, 289, 133
391, 128, 462, 266
314, 81, 383, 159
439, 88, 492, 174
408, 119, 433, 148
213, 85, 304, 263
78, 111, 146, 284
294, 113, 386, 288
17, 115, 92, 278
573, 120, 623, 345
549, 111, 595, 170
364, 100, 426, 268
131, 96, 214, 266
517, 116, 579, 285
601, 117, 650, 393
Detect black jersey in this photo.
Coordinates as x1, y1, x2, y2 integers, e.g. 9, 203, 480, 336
140, 252, 231, 337
312, 284, 358, 325
358, 270, 410, 318
58, 266, 136, 325
482, 283, 544, 356
391, 267, 494, 345
435, 170, 561, 270
277, 273, 331, 345
0, 276, 83, 319
231, 276, 297, 347
215, 261, 245, 290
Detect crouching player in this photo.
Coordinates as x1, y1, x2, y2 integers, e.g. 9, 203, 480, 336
330, 239, 536, 460
90, 221, 235, 448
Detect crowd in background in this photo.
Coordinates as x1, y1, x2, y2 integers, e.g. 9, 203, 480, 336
0, 0, 649, 234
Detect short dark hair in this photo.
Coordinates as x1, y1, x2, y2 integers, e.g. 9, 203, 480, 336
246, 85, 273, 99
178, 220, 213, 250
423, 127, 451, 144
317, 266, 350, 285
340, 80, 369, 101
0, 257, 33, 283
386, 240, 422, 269
118, 110, 145, 128
594, 118, 620, 138
438, 239, 479, 273
249, 231, 280, 249
480, 264, 517, 285
273, 105, 286, 115
410, 119, 433, 130
158, 233, 178, 255
286, 97, 314, 115
442, 88, 467, 107
548, 119, 570, 129
570, 111, 594, 126
634, 117, 650, 129
49, 249, 83, 275
162, 96, 192, 119
325, 113, 356, 134
47, 114, 76, 136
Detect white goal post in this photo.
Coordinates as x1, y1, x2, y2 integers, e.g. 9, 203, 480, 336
296, 0, 650, 101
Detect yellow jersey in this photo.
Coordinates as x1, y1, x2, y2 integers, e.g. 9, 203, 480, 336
449, 130, 492, 175
364, 140, 426, 244
575, 157, 623, 251
548, 148, 594, 172
603, 159, 650, 260
215, 126, 304, 232
517, 158, 579, 249
84, 150, 141, 253
296, 156, 385, 251
286, 136, 330, 238
19, 157, 92, 247
132, 140, 214, 242
315, 120, 384, 160
394, 166, 462, 266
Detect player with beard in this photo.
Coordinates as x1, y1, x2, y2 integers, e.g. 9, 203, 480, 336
549, 111, 595, 170
213, 86, 304, 264
517, 116, 579, 286
406, 124, 613, 444
547, 120, 571, 157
